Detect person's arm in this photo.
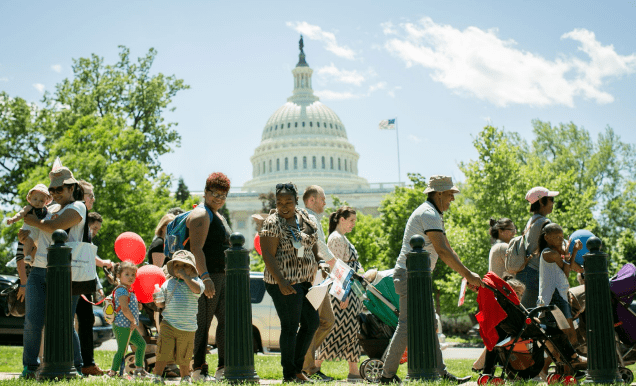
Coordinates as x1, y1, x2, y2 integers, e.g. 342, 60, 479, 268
24, 208, 82, 233
179, 273, 203, 295
95, 256, 113, 269
6, 205, 33, 225
428, 231, 483, 290
22, 238, 35, 259
16, 259, 27, 302
261, 235, 296, 295
151, 253, 165, 267
186, 208, 214, 298
118, 293, 137, 327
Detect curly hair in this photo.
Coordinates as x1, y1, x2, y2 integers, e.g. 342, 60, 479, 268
205, 172, 231, 193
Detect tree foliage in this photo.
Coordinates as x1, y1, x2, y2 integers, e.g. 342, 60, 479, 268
175, 177, 190, 204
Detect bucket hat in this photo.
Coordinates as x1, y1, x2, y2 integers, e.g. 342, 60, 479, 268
49, 167, 78, 188
27, 184, 52, 205
423, 175, 460, 194
166, 250, 198, 278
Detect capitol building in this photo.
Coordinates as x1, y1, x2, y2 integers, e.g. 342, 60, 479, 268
225, 37, 402, 249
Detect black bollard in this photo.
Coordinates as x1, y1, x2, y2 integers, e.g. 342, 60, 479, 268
406, 234, 440, 381
38, 230, 79, 380
224, 232, 259, 383
583, 237, 622, 384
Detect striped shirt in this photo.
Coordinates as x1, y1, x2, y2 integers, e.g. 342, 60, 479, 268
394, 200, 444, 271
161, 277, 205, 332
260, 207, 318, 285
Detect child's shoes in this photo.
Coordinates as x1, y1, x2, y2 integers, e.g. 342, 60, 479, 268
133, 368, 152, 379
180, 375, 193, 384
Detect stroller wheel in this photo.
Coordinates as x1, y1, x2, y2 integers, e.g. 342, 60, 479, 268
490, 376, 505, 385
546, 373, 561, 385
360, 358, 384, 383
359, 359, 370, 378
619, 367, 633, 385
562, 375, 577, 385
477, 375, 490, 385
123, 352, 148, 375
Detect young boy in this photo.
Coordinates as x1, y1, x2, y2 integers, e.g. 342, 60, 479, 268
153, 250, 205, 384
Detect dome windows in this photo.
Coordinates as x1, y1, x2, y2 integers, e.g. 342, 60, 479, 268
317, 122, 320, 127
277, 159, 280, 171
302, 122, 305, 127
309, 122, 313, 127
285, 158, 289, 170
338, 158, 341, 170
330, 157, 334, 170
294, 157, 298, 169
312, 156, 316, 169
344, 160, 347, 172
303, 156, 307, 169
322, 156, 325, 169
288, 123, 291, 128
269, 160, 272, 173
295, 122, 298, 128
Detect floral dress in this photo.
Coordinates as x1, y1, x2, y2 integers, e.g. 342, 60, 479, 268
317, 231, 363, 362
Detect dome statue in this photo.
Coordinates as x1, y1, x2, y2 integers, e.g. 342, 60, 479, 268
242, 37, 370, 192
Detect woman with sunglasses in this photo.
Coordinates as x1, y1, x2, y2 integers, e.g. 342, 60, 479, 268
487, 218, 517, 278
517, 186, 559, 309
20, 167, 86, 378
260, 182, 320, 383
187, 172, 232, 382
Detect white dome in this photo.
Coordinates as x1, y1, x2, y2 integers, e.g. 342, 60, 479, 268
242, 38, 369, 193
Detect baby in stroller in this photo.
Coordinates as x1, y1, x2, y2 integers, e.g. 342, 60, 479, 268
476, 272, 586, 384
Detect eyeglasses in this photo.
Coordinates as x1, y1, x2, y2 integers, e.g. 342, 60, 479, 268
48, 186, 65, 194
503, 227, 517, 233
207, 190, 227, 200
276, 183, 296, 193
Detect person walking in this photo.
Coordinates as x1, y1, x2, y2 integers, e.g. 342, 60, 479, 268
301, 185, 336, 382
379, 175, 483, 385
260, 182, 320, 383
316, 206, 364, 382
487, 218, 516, 278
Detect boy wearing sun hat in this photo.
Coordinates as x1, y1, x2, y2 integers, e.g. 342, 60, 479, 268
152, 250, 205, 383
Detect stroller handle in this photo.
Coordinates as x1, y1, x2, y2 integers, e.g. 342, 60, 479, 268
527, 305, 556, 318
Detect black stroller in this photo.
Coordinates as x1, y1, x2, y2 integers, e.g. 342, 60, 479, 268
476, 273, 585, 385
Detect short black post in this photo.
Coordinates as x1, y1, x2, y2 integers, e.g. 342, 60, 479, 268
224, 233, 259, 383
38, 230, 79, 380
406, 234, 439, 381
583, 237, 621, 384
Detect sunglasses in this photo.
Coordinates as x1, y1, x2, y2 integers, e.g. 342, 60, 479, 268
276, 183, 296, 193
207, 190, 227, 200
48, 186, 66, 194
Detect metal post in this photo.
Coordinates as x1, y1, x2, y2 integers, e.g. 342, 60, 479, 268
224, 232, 259, 383
38, 230, 79, 380
583, 236, 621, 384
406, 234, 439, 381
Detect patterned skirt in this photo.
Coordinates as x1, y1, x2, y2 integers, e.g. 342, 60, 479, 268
317, 293, 363, 362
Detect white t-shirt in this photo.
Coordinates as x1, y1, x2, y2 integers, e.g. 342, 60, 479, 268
394, 200, 444, 271
32, 201, 87, 268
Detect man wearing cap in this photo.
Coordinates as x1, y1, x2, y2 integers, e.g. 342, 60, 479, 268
379, 175, 483, 385
516, 186, 558, 309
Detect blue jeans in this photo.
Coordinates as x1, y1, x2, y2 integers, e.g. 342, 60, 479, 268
517, 266, 540, 309
266, 282, 319, 380
23, 267, 83, 371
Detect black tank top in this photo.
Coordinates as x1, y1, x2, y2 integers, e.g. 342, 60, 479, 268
185, 209, 231, 274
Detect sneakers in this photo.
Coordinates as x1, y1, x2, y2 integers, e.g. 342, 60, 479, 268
20, 366, 36, 380
283, 376, 314, 383
133, 368, 152, 379
441, 373, 472, 384
347, 374, 364, 383
181, 375, 193, 384
305, 371, 334, 382
81, 365, 105, 376
152, 375, 166, 384
104, 370, 119, 378
192, 363, 215, 382
379, 374, 402, 384
215, 367, 225, 380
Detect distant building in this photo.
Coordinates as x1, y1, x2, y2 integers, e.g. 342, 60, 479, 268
206, 37, 402, 248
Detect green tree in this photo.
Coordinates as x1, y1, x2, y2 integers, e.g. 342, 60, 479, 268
175, 177, 190, 204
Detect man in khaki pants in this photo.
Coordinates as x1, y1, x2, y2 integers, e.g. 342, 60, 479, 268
301, 185, 336, 382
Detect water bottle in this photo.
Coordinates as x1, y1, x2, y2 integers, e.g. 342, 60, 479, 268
153, 284, 164, 303
351, 279, 367, 301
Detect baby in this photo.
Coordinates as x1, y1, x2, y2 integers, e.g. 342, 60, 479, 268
153, 250, 204, 384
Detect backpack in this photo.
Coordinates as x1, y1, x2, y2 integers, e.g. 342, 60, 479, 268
504, 216, 546, 274
103, 285, 129, 325
163, 204, 215, 258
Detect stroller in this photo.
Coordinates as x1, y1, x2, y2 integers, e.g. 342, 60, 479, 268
573, 263, 636, 384
476, 273, 585, 385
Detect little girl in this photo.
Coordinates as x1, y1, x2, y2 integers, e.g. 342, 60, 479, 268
107, 261, 149, 378
538, 223, 583, 345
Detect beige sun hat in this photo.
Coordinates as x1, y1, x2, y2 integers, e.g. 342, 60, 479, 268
166, 250, 198, 277
27, 184, 52, 205
48, 167, 78, 188
423, 175, 460, 194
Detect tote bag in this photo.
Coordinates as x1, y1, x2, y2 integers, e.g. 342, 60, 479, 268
68, 241, 98, 282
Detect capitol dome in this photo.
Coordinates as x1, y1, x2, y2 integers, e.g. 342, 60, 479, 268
242, 37, 370, 192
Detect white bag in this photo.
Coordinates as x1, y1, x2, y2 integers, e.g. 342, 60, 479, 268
67, 241, 98, 282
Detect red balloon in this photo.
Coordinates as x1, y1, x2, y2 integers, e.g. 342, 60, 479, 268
131, 264, 166, 303
114, 232, 146, 264
254, 234, 262, 255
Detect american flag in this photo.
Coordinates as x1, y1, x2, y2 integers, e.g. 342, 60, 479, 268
378, 118, 396, 130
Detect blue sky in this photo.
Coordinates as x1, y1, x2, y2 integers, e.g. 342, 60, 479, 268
1, 1, 635, 192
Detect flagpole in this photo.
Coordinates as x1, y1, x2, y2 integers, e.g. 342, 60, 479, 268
395, 117, 401, 184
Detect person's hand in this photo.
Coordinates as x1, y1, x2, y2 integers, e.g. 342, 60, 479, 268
340, 298, 350, 309
23, 214, 39, 226
465, 271, 484, 292
103, 260, 114, 269
17, 287, 25, 302
176, 268, 186, 280
203, 279, 216, 298
278, 278, 297, 296
18, 229, 31, 243
131, 320, 138, 328
6, 215, 19, 225
573, 240, 583, 252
